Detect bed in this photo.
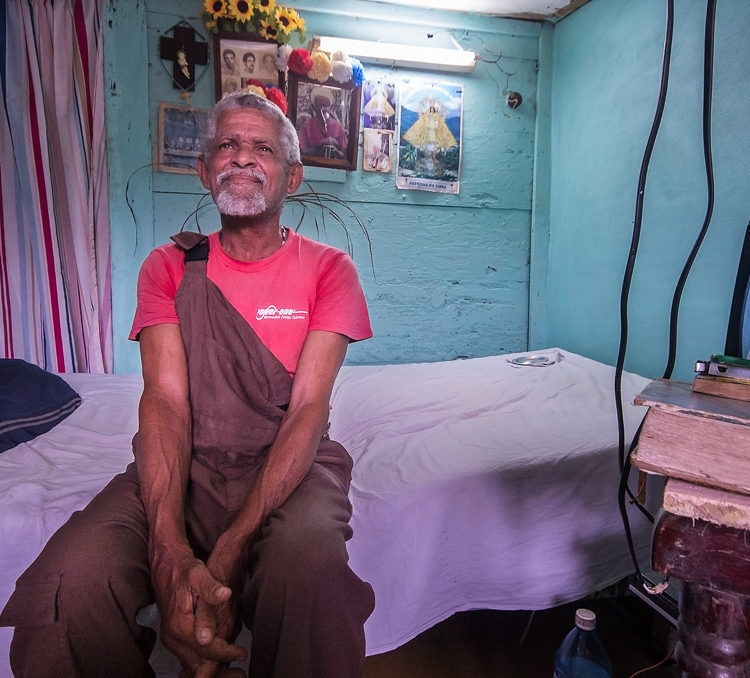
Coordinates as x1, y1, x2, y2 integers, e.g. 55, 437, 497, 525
0, 348, 653, 677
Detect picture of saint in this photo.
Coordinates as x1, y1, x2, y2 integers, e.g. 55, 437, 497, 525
403, 97, 457, 152
297, 86, 349, 159
397, 80, 463, 193
363, 129, 393, 173
363, 82, 396, 130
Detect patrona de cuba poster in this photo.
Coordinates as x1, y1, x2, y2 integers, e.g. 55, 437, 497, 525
396, 79, 464, 194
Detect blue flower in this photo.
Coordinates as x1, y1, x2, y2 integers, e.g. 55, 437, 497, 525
350, 58, 364, 87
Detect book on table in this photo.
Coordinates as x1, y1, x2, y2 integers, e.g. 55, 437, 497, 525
631, 379, 750, 497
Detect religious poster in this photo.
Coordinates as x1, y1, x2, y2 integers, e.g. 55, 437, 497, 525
361, 79, 397, 174
396, 79, 463, 194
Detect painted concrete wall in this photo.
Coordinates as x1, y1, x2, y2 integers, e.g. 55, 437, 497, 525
539, 0, 750, 382
104, 0, 541, 373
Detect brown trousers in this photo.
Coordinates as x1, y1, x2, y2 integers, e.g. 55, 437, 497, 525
0, 235, 375, 677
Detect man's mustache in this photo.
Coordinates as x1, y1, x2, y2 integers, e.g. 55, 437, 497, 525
218, 169, 266, 186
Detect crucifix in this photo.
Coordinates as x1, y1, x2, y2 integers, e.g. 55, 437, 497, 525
160, 22, 208, 92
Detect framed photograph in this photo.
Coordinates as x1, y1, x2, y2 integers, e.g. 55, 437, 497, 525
155, 102, 210, 174
213, 33, 283, 101
287, 73, 362, 171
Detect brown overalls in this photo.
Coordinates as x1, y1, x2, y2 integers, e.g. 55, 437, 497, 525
0, 233, 375, 677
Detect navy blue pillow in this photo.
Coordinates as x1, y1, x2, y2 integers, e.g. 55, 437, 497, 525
0, 359, 81, 453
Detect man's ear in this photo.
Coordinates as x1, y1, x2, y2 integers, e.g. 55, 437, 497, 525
197, 156, 211, 190
286, 161, 304, 194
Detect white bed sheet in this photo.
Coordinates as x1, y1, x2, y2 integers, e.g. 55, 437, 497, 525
0, 349, 653, 675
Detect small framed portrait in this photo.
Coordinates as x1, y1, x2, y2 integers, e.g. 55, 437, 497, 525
212, 33, 283, 101
286, 73, 362, 171
155, 102, 210, 174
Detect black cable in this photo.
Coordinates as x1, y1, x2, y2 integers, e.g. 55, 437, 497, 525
614, 0, 674, 576
615, 0, 675, 471
616, 0, 718, 583
663, 0, 716, 380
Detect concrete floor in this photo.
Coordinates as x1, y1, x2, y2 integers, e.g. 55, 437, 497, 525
364, 593, 679, 678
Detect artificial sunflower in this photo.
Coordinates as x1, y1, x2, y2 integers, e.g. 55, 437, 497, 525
256, 0, 277, 15
227, 0, 254, 22
292, 12, 306, 34
274, 7, 296, 35
202, 0, 227, 20
258, 18, 280, 41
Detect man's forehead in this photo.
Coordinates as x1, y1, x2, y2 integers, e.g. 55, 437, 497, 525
215, 108, 279, 138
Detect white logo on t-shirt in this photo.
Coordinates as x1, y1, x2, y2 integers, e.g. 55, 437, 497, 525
256, 305, 309, 321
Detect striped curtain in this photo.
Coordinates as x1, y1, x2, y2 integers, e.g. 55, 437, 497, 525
0, 0, 112, 373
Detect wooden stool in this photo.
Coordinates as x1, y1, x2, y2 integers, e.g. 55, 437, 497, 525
652, 510, 750, 676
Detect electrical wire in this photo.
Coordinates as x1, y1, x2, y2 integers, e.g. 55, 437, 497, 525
614, 0, 675, 581
614, 0, 674, 474
663, 0, 716, 381
627, 642, 676, 678
615, 0, 718, 591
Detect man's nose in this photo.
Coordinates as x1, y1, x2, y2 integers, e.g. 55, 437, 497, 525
232, 144, 257, 167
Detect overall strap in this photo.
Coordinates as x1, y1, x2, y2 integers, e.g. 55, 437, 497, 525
171, 231, 209, 262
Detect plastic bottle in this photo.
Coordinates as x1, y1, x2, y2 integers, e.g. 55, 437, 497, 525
553, 608, 613, 678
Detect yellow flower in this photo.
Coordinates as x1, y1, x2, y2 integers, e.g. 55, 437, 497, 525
228, 0, 254, 22
240, 85, 267, 98
203, 0, 227, 19
259, 18, 280, 41
256, 0, 277, 15
274, 7, 296, 35
308, 50, 332, 82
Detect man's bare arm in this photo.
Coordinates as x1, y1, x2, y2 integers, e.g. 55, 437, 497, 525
137, 324, 246, 672
136, 324, 192, 553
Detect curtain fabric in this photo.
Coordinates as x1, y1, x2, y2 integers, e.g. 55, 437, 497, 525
0, 0, 112, 373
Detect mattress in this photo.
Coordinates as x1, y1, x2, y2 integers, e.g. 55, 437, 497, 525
0, 348, 653, 675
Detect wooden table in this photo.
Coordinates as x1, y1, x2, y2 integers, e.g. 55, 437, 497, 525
632, 380, 750, 676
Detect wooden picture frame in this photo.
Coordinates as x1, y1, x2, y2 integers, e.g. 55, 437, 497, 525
155, 102, 210, 174
213, 32, 284, 101
286, 73, 361, 171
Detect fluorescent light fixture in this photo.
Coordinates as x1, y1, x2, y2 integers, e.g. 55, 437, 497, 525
315, 36, 477, 73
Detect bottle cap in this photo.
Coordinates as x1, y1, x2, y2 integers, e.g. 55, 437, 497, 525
575, 608, 596, 631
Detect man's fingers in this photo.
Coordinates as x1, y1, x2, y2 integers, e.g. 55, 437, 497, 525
162, 632, 202, 674
193, 659, 222, 678
199, 636, 248, 664
191, 565, 232, 605
194, 595, 218, 646
193, 660, 247, 678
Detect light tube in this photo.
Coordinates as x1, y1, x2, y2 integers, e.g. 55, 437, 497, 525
315, 36, 478, 73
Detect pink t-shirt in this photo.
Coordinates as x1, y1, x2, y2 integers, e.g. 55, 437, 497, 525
129, 230, 371, 375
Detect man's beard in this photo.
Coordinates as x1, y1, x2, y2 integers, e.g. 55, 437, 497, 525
214, 169, 284, 217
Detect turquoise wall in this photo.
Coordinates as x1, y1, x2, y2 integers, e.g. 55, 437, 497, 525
105, 0, 750, 379
104, 0, 542, 373
539, 0, 750, 381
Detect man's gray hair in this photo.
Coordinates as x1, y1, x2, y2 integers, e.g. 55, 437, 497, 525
202, 93, 301, 167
